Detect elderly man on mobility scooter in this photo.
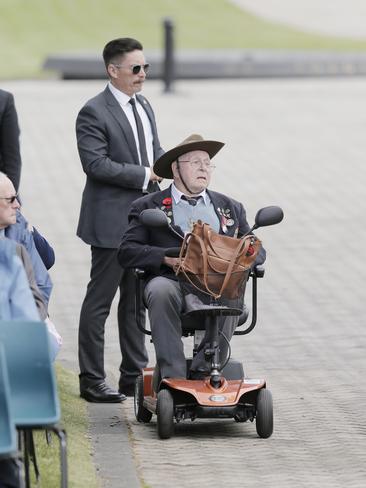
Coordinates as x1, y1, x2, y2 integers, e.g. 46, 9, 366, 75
118, 134, 282, 439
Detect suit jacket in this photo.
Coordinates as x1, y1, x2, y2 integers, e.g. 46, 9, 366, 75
118, 186, 266, 282
0, 89, 21, 191
76, 86, 164, 248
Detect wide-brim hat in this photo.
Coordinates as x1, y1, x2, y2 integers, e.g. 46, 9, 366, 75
153, 134, 225, 179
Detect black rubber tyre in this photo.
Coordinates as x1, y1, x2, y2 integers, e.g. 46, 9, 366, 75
256, 388, 273, 438
134, 374, 152, 423
157, 389, 174, 439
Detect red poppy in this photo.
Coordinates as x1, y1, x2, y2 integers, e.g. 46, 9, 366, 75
246, 245, 255, 256
162, 197, 172, 206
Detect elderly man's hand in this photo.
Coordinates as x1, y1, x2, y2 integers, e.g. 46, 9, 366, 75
163, 256, 179, 270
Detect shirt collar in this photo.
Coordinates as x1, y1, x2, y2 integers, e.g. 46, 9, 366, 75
171, 183, 209, 205
108, 81, 135, 107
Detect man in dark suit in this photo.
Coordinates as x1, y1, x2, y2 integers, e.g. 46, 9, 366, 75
76, 38, 164, 403
0, 89, 22, 192
118, 134, 266, 381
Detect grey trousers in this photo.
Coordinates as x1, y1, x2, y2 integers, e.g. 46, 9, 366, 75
144, 277, 238, 379
78, 247, 148, 391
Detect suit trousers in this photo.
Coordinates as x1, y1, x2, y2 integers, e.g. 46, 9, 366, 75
144, 277, 238, 380
78, 246, 147, 391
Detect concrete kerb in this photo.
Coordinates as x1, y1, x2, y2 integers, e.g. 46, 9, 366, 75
44, 49, 366, 80
88, 402, 140, 488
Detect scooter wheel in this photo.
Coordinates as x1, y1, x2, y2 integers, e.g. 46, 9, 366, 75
134, 375, 152, 423
256, 388, 273, 438
157, 389, 174, 439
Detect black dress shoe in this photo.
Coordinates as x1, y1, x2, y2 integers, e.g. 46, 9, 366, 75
119, 384, 135, 397
80, 383, 127, 403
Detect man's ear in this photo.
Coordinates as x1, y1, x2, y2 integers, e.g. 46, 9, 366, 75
107, 64, 118, 79
171, 161, 179, 179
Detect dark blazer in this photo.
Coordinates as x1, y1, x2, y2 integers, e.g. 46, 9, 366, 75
31, 226, 55, 270
0, 89, 21, 191
118, 186, 266, 282
76, 86, 164, 248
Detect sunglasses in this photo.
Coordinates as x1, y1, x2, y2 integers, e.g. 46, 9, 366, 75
113, 63, 150, 75
0, 194, 18, 204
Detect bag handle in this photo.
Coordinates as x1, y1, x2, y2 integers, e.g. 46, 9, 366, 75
204, 224, 251, 258
214, 234, 251, 297
202, 224, 253, 298
177, 231, 221, 298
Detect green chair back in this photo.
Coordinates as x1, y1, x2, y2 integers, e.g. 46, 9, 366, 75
0, 343, 17, 457
0, 321, 60, 427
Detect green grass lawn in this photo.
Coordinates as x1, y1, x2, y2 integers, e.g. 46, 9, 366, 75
30, 364, 100, 488
1, 0, 366, 79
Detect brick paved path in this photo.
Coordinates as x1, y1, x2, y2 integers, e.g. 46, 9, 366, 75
3, 78, 366, 487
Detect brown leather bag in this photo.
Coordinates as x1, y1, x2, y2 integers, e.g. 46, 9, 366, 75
175, 220, 262, 300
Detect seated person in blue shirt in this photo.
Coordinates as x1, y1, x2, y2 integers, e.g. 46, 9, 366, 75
0, 171, 53, 304
118, 134, 266, 381
0, 171, 61, 356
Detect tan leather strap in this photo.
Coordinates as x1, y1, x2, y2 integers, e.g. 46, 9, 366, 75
177, 231, 220, 298
214, 234, 251, 297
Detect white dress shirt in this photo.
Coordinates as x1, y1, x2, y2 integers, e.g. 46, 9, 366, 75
108, 82, 152, 189
171, 183, 209, 205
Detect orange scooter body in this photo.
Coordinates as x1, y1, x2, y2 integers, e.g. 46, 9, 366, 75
163, 377, 265, 406
141, 366, 265, 416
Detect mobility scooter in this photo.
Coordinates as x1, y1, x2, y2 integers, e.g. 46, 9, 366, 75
134, 205, 283, 439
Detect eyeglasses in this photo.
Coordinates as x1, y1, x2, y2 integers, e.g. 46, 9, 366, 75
0, 194, 18, 204
113, 63, 150, 75
178, 159, 216, 171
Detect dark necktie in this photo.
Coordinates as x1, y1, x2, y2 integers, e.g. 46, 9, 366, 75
181, 195, 202, 206
129, 98, 149, 167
